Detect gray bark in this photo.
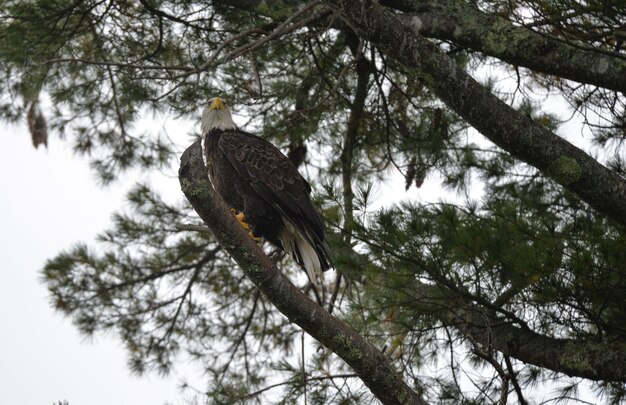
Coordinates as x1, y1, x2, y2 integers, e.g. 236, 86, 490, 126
326, 0, 626, 228
212, 0, 626, 94
384, 0, 626, 94
402, 280, 626, 382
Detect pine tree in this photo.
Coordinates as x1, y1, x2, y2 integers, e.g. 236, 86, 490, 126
3, 0, 626, 403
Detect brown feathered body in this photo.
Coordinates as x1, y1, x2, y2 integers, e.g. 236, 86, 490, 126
201, 98, 331, 286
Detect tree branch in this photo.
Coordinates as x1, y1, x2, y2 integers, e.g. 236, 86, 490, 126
382, 0, 626, 94
326, 0, 626, 228
232, 373, 358, 403
182, 2, 331, 79
211, 0, 626, 95
398, 279, 626, 382
341, 39, 370, 238
458, 306, 626, 383
178, 139, 425, 405
504, 355, 528, 405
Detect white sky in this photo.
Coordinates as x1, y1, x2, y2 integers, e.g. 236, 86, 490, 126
0, 124, 202, 405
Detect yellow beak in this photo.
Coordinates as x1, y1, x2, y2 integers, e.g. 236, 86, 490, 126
209, 97, 225, 110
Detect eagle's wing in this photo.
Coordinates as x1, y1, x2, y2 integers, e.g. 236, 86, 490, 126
218, 130, 324, 240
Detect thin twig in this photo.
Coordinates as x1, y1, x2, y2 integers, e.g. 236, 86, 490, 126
180, 3, 331, 79
504, 355, 527, 405
177, 223, 212, 233
301, 330, 307, 405
229, 373, 358, 403
106, 66, 127, 138
38, 57, 194, 71
327, 272, 342, 314
216, 290, 261, 387
248, 49, 262, 97
471, 343, 510, 405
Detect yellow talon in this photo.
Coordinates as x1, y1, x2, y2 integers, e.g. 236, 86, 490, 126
230, 208, 261, 242
234, 212, 250, 231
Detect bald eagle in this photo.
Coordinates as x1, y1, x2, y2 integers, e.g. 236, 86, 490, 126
201, 97, 331, 289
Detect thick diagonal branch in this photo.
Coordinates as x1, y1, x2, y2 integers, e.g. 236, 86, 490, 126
327, 0, 626, 228
213, 0, 626, 94
384, 0, 626, 94
178, 140, 425, 405
401, 280, 626, 382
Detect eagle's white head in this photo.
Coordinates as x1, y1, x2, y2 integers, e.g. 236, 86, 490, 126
201, 97, 237, 133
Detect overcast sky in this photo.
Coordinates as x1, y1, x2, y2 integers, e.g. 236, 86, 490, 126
0, 123, 205, 405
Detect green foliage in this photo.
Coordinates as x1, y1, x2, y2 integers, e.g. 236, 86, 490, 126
2, 0, 625, 403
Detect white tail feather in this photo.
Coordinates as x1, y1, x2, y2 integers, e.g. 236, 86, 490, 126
280, 221, 323, 289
